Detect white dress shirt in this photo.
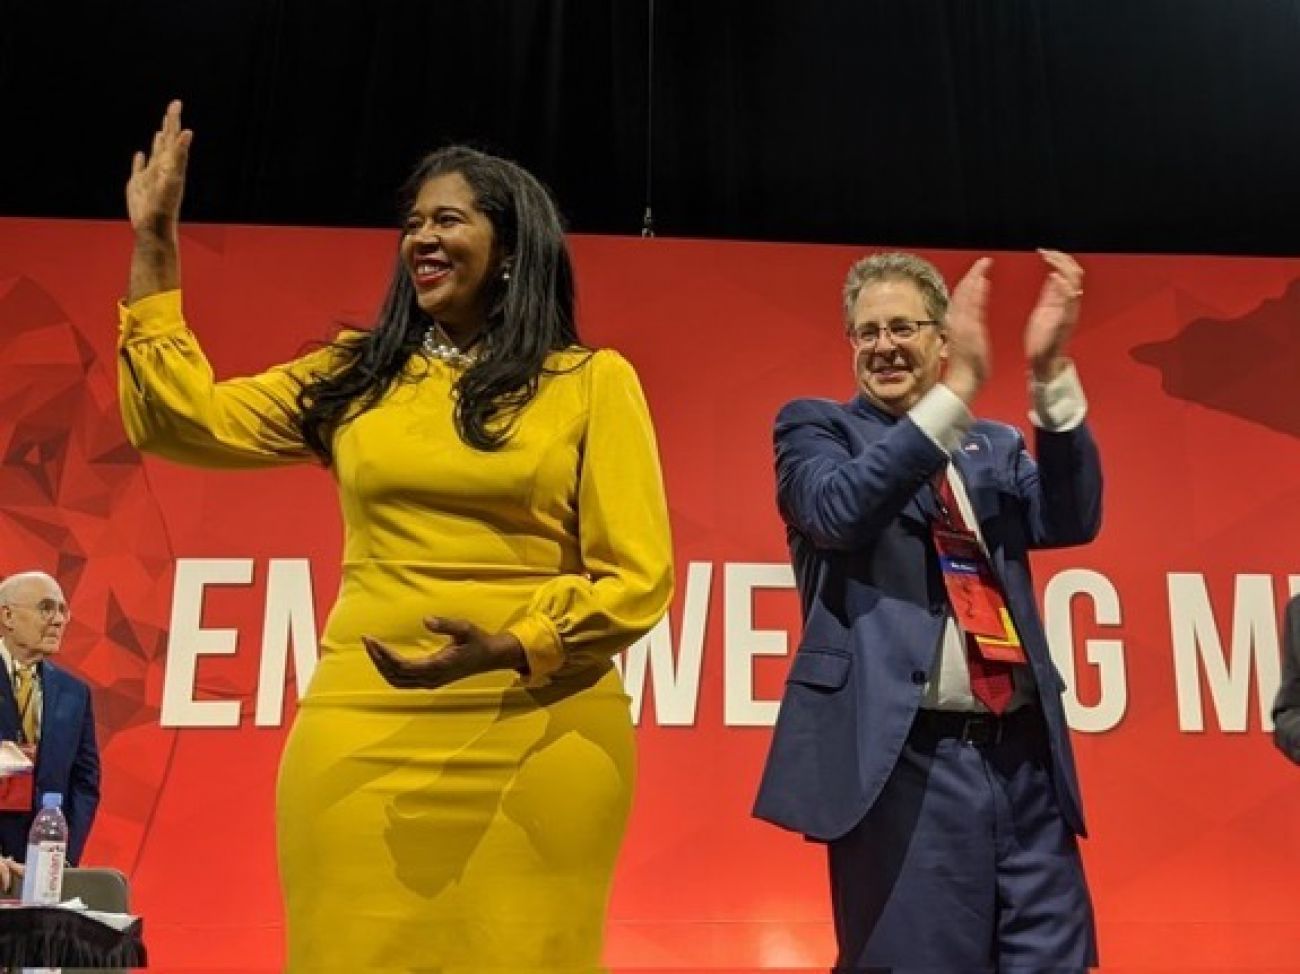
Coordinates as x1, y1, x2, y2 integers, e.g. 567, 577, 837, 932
907, 363, 1088, 712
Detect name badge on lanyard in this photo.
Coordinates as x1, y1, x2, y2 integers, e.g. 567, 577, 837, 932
932, 526, 1029, 665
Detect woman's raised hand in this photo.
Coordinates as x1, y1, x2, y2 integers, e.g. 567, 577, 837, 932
126, 100, 192, 239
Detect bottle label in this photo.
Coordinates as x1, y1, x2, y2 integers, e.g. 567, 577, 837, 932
20, 840, 65, 905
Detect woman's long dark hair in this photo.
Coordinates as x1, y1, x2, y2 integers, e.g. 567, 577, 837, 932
297, 146, 580, 462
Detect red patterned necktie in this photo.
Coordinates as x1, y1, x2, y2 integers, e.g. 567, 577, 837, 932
932, 469, 1016, 714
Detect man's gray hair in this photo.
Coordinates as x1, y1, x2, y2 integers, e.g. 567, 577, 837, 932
0, 572, 56, 606
842, 251, 950, 330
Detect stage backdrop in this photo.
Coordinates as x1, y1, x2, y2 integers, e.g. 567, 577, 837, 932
1, 217, 1298, 971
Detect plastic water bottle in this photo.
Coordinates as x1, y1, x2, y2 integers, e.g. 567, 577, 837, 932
20, 792, 67, 905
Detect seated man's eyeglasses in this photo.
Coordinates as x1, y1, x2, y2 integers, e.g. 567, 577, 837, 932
7, 599, 72, 621
850, 318, 940, 347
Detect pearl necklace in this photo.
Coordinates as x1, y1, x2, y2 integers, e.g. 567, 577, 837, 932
421, 325, 478, 368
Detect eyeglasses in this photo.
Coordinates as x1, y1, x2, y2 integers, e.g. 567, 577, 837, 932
849, 319, 939, 347
4, 599, 71, 621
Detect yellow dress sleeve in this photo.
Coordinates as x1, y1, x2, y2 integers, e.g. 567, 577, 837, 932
118, 290, 352, 468
506, 350, 675, 687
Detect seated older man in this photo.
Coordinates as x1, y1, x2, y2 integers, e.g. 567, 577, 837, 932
0, 571, 100, 876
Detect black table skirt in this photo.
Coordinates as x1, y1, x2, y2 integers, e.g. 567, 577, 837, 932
0, 905, 146, 968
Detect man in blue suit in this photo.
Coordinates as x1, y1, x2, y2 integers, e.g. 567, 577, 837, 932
755, 251, 1102, 972
0, 571, 100, 868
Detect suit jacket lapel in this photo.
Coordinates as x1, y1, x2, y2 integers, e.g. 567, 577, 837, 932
37, 663, 62, 755
950, 432, 1016, 585
950, 432, 992, 528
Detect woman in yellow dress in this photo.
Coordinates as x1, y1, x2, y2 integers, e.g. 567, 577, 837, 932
120, 101, 674, 972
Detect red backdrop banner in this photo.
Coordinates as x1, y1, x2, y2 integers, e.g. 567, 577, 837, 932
1, 218, 1297, 970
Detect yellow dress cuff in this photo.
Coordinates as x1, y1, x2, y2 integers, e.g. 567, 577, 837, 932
118, 289, 185, 341
506, 614, 564, 688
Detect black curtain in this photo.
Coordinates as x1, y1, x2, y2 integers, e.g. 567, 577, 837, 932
2, 0, 1299, 254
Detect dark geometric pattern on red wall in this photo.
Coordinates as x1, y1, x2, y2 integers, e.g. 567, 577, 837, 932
0, 273, 174, 867
1132, 277, 1300, 439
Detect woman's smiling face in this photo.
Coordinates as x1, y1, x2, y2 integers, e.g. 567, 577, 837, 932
400, 171, 500, 334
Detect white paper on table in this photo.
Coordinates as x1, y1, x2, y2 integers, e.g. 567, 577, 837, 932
0, 740, 33, 775
55, 898, 139, 932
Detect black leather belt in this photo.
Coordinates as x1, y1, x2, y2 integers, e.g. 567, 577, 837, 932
911, 706, 1041, 747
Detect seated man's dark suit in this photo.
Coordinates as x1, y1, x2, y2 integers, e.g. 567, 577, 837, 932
0, 660, 100, 865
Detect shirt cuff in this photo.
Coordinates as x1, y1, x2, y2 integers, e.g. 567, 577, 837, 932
504, 614, 564, 689
118, 289, 185, 341
1028, 360, 1088, 431
909, 384, 974, 454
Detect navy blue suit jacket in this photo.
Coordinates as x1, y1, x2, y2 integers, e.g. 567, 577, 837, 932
754, 393, 1102, 842
0, 660, 100, 865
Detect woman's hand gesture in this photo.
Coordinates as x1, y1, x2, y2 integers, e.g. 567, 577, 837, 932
126, 99, 192, 240
364, 617, 528, 690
